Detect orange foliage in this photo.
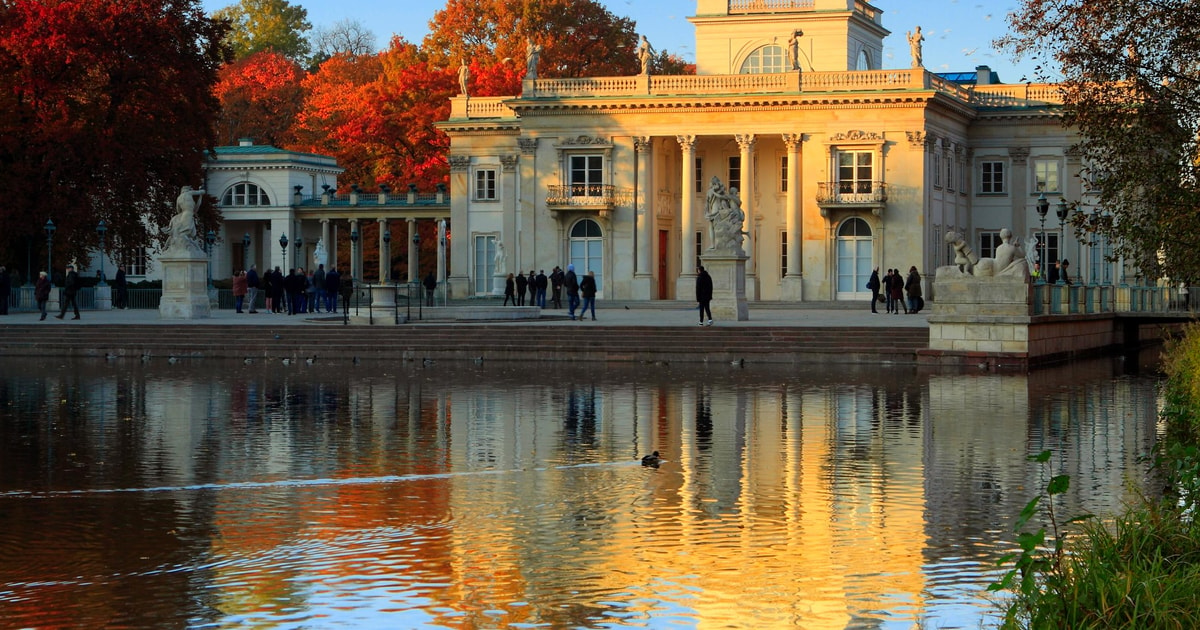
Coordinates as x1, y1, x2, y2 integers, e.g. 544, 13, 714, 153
214, 51, 305, 146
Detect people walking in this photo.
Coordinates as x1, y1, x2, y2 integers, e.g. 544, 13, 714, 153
696, 265, 713, 325
232, 269, 247, 313
113, 265, 128, 309
55, 264, 80, 319
423, 271, 437, 306
565, 264, 580, 319
515, 270, 527, 306
905, 266, 922, 314
246, 265, 260, 313
503, 273, 516, 306
867, 267, 881, 313
579, 270, 597, 321
550, 266, 564, 309
35, 271, 50, 320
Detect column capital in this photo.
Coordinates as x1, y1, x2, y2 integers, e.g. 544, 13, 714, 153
905, 130, 926, 148
500, 154, 518, 172
634, 136, 652, 153
449, 155, 470, 172
1009, 146, 1030, 165
518, 137, 538, 154
675, 134, 696, 151
782, 133, 802, 150
734, 134, 756, 151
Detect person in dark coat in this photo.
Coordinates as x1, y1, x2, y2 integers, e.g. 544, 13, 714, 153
35, 271, 51, 320
527, 270, 537, 307
579, 270, 598, 321
696, 265, 714, 325
503, 273, 516, 306
515, 270, 528, 306
564, 264, 580, 319
905, 266, 922, 314
535, 270, 548, 308
889, 269, 907, 314
55, 264, 80, 319
324, 267, 340, 313
866, 267, 881, 314
423, 271, 437, 306
0, 266, 9, 315
550, 266, 564, 309
113, 265, 128, 309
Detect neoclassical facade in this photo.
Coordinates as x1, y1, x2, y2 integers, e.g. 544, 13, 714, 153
439, 0, 1087, 302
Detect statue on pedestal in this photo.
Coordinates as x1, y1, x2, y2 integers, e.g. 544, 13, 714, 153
525, 39, 542, 79
907, 26, 924, 68
493, 240, 506, 275
704, 176, 747, 254
165, 186, 206, 257
313, 238, 327, 267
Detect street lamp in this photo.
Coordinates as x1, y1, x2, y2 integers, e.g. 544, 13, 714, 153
279, 233, 288, 270
1035, 193, 1049, 284
411, 231, 420, 281
1055, 197, 1069, 284
205, 230, 216, 289
96, 220, 107, 286
242, 233, 251, 268
349, 228, 359, 280
44, 219, 56, 287
382, 229, 391, 284
295, 235, 303, 268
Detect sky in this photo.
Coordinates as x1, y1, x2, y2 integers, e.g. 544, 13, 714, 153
202, 0, 1048, 83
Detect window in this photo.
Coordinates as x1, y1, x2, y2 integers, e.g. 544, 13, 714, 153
474, 168, 497, 201
981, 161, 1005, 194
837, 151, 873, 194
780, 155, 788, 192
221, 182, 270, 206
945, 152, 954, 191
695, 156, 704, 193
979, 231, 1001, 259
780, 231, 788, 277
1034, 159, 1060, 193
569, 154, 604, 197
569, 220, 604, 290
856, 50, 870, 71
727, 156, 741, 194
959, 156, 968, 192
123, 247, 148, 276
695, 231, 704, 269
1030, 231, 1060, 269
739, 45, 786, 74
473, 235, 498, 295
933, 152, 942, 188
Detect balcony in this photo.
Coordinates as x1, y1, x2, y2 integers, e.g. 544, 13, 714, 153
815, 181, 888, 216
546, 184, 630, 218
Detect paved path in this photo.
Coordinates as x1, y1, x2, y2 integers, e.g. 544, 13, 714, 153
4, 302, 929, 329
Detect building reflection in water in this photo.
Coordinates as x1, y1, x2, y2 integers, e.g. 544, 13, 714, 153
0, 355, 1160, 629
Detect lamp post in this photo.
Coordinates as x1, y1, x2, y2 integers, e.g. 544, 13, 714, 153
295, 235, 303, 268
279, 233, 288, 271
411, 231, 420, 282
1035, 193, 1049, 284
382, 229, 391, 284
205, 230, 216, 289
349, 227, 359, 281
44, 219, 56, 287
1055, 198, 1069, 284
242, 233, 251, 269
96, 220, 107, 286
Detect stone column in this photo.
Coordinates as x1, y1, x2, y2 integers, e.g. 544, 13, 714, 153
736, 134, 757, 299
675, 134, 697, 298
378, 218, 390, 284
1010, 146, 1030, 243
782, 133, 804, 300
633, 136, 654, 300
407, 219, 418, 283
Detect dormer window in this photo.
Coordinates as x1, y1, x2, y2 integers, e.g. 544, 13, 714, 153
740, 45, 786, 74
221, 182, 270, 206
856, 49, 870, 70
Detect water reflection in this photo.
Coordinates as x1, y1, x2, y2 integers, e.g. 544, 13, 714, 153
0, 354, 1161, 629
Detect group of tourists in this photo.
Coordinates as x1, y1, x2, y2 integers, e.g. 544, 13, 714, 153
866, 266, 923, 314
503, 269, 550, 308
232, 264, 345, 315
501, 264, 598, 320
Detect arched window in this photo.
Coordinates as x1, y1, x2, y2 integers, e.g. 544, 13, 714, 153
856, 49, 871, 71
569, 219, 604, 291
836, 217, 873, 299
221, 182, 271, 206
739, 45, 786, 74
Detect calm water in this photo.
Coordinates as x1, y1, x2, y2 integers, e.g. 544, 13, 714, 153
0, 353, 1164, 630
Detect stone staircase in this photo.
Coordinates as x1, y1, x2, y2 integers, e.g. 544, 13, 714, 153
0, 323, 929, 366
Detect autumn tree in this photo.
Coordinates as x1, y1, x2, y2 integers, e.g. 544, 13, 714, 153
1000, 0, 1200, 281
423, 0, 646, 80
214, 50, 305, 146
212, 0, 311, 62
0, 0, 229, 269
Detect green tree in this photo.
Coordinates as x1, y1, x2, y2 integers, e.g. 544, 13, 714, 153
0, 0, 230, 268
212, 0, 311, 62
1000, 0, 1200, 282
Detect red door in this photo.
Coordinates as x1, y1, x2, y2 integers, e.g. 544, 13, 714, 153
658, 230, 670, 299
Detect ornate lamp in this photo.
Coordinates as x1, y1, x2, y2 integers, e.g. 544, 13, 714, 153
1035, 193, 1049, 283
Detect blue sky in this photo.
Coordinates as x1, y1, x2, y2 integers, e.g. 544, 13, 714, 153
203, 0, 1047, 83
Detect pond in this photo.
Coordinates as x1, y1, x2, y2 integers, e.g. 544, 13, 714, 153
0, 353, 1163, 629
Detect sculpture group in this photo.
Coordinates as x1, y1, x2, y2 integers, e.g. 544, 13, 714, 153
942, 228, 1029, 279
166, 185, 206, 257
704, 176, 747, 255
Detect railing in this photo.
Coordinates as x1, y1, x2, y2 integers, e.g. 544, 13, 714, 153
728, 0, 814, 12
546, 184, 627, 207
815, 181, 888, 205
1030, 283, 1194, 316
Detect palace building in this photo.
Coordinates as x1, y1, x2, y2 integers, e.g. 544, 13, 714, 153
438, 0, 1084, 303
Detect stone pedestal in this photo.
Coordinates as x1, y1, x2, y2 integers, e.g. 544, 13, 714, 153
493, 274, 506, 296
927, 270, 1031, 354
780, 275, 804, 301
95, 285, 112, 310
631, 273, 655, 301
159, 256, 211, 319
370, 285, 397, 309
701, 253, 749, 321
